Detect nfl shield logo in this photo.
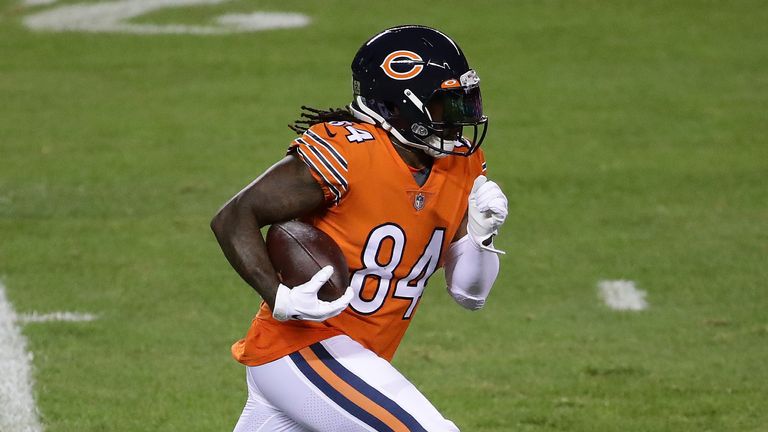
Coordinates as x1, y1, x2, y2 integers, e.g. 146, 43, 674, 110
413, 193, 425, 211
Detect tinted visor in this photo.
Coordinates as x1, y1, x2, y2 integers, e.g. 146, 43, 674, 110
426, 86, 484, 125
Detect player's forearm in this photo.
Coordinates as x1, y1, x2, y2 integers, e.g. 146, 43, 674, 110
444, 235, 499, 310
211, 203, 280, 309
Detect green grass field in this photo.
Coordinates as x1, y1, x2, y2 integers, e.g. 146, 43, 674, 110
1, 0, 767, 431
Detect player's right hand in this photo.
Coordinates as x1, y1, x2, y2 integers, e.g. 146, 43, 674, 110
272, 266, 354, 322
467, 175, 508, 254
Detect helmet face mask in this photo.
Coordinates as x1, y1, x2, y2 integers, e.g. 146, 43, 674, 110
421, 85, 487, 156
348, 25, 488, 158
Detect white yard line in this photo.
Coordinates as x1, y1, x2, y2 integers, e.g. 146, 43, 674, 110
23, 0, 310, 34
17, 312, 98, 324
22, 0, 58, 6
0, 282, 44, 432
598, 279, 649, 311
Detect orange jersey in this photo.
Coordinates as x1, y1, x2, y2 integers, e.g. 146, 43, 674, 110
232, 121, 486, 366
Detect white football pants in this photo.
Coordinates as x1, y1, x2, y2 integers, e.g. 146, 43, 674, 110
232, 335, 459, 432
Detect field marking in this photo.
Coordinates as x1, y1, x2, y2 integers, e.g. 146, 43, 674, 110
23, 0, 310, 34
598, 279, 648, 311
18, 311, 98, 324
0, 282, 44, 432
23, 0, 57, 6
215, 12, 310, 31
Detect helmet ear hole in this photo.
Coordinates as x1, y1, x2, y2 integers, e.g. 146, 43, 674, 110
411, 123, 430, 137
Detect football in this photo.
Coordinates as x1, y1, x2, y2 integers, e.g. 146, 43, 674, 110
265, 221, 350, 302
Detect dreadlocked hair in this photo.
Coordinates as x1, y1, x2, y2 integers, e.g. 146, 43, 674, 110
289, 106, 359, 135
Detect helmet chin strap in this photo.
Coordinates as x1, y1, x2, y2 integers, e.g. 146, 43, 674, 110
391, 133, 451, 159
391, 130, 456, 159
423, 136, 458, 158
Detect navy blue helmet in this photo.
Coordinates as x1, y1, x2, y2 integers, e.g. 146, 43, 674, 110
348, 25, 488, 157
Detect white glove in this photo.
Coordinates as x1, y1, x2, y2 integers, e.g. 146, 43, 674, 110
272, 266, 354, 322
467, 175, 508, 254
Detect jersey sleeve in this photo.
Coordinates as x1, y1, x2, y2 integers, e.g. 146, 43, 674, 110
473, 147, 488, 177
287, 124, 351, 206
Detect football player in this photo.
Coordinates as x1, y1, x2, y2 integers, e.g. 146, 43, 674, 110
212, 25, 508, 431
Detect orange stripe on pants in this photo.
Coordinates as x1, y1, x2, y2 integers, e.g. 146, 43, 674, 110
297, 347, 410, 431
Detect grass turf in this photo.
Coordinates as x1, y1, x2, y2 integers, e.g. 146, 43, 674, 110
1, 0, 766, 430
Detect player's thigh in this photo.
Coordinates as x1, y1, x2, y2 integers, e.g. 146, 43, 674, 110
232, 368, 311, 432
249, 335, 459, 432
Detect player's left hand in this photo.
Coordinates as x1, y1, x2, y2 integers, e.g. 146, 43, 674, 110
467, 175, 508, 254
